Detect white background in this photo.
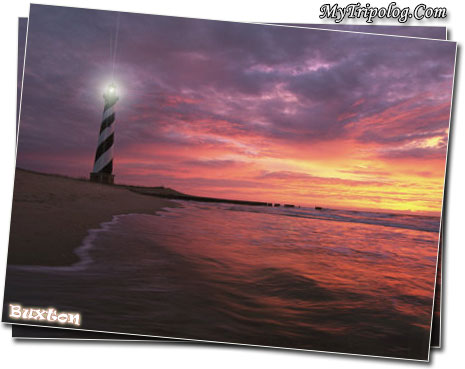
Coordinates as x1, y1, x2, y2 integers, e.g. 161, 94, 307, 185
0, 0, 462, 367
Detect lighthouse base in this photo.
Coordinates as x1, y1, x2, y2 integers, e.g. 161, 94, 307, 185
90, 172, 114, 185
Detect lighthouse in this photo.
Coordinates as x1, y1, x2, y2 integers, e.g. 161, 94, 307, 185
90, 83, 119, 184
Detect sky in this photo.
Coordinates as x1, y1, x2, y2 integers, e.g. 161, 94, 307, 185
17, 5, 456, 215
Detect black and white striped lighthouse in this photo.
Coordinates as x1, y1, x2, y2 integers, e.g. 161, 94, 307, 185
90, 83, 119, 184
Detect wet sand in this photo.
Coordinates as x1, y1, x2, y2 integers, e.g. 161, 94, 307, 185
7, 168, 175, 266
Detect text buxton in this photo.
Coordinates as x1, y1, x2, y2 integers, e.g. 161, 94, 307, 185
9, 304, 81, 326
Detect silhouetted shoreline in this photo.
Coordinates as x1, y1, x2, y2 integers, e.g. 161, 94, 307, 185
20, 167, 295, 208
128, 187, 272, 207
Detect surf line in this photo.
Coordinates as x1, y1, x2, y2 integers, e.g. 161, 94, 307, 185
8, 209, 169, 274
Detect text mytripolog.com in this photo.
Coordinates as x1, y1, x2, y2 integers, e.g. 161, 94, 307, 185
320, 2, 447, 23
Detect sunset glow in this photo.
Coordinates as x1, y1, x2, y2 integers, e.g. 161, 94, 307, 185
17, 7, 455, 215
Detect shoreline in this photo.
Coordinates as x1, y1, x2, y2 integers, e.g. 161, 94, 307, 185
7, 168, 177, 267
7, 168, 439, 267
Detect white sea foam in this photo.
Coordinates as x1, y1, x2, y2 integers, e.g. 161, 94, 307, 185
9, 205, 175, 273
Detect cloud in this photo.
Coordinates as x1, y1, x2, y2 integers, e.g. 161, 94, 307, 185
16, 5, 456, 214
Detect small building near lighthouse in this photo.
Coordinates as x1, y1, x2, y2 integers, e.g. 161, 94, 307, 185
90, 83, 118, 184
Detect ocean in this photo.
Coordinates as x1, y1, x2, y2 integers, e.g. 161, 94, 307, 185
3, 201, 440, 359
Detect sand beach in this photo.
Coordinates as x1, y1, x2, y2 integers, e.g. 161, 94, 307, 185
7, 168, 175, 266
